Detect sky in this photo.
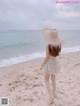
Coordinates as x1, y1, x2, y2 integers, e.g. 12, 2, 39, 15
0, 0, 80, 31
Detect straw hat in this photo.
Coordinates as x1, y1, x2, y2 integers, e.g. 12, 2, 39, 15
43, 27, 63, 46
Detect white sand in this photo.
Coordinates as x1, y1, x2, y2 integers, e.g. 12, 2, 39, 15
0, 52, 80, 106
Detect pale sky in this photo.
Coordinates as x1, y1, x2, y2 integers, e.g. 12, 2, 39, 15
0, 0, 80, 31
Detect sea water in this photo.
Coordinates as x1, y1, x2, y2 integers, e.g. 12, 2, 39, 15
0, 30, 80, 67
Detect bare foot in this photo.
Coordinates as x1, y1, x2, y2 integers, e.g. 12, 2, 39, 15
51, 89, 56, 99
47, 97, 54, 105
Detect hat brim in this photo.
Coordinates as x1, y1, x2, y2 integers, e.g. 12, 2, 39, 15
43, 28, 63, 45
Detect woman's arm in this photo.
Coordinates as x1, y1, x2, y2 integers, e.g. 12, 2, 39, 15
40, 46, 50, 69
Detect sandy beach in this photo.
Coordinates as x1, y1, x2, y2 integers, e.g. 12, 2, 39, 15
0, 52, 80, 106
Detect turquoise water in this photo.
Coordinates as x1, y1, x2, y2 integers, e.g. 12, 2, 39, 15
0, 30, 80, 67
0, 30, 44, 59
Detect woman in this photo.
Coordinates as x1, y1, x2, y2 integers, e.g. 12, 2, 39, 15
40, 28, 63, 104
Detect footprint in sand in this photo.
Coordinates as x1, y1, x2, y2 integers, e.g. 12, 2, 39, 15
23, 78, 26, 81
33, 91, 38, 95
34, 77, 39, 79
57, 104, 63, 106
14, 80, 21, 84
18, 74, 25, 78
22, 67, 25, 70
73, 75, 76, 77
23, 98, 34, 102
29, 66, 34, 68
39, 83, 44, 86
32, 83, 39, 88
58, 81, 63, 83
8, 83, 13, 86
74, 63, 80, 66
10, 86, 16, 92
18, 90, 21, 92
56, 90, 65, 96
78, 90, 80, 94
16, 96, 22, 101
76, 104, 80, 106
41, 92, 45, 96
9, 80, 21, 92
0, 84, 2, 86
69, 78, 72, 80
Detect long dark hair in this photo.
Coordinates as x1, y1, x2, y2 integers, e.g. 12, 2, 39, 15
48, 44, 61, 57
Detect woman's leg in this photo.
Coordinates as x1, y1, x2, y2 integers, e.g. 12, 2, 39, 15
44, 72, 53, 99
51, 74, 56, 97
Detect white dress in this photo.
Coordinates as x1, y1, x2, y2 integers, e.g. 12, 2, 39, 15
44, 55, 60, 75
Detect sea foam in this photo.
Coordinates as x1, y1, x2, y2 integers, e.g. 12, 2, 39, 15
0, 46, 80, 68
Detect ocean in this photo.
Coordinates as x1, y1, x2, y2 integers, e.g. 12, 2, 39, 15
0, 30, 80, 67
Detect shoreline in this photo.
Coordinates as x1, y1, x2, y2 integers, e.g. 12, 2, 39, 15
0, 51, 80, 70
0, 50, 80, 68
